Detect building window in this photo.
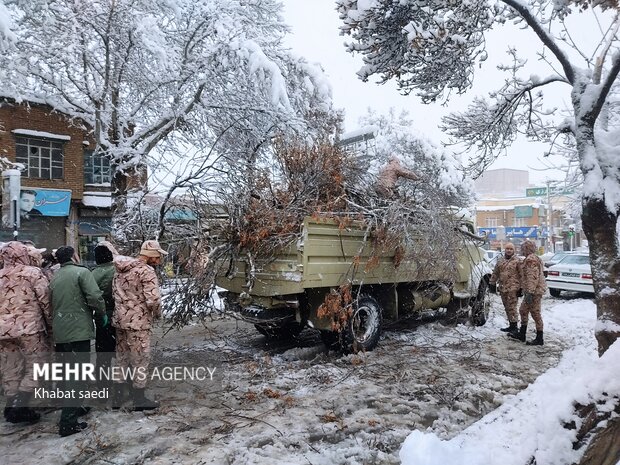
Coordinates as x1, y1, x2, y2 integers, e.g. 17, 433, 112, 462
15, 137, 64, 180
84, 150, 111, 184
514, 218, 527, 227
486, 218, 498, 227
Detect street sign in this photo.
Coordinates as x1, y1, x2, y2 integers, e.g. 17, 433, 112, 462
478, 226, 546, 239
526, 187, 547, 197
526, 187, 575, 197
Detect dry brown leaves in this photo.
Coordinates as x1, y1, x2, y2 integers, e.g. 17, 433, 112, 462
317, 284, 353, 332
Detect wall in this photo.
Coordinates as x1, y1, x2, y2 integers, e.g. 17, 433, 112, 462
0, 98, 95, 199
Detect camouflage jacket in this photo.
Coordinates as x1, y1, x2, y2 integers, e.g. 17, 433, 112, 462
490, 255, 522, 294
0, 242, 52, 340
520, 253, 547, 295
112, 257, 162, 331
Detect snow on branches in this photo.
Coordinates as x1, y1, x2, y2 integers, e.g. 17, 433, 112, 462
336, 0, 497, 102
1, 0, 334, 204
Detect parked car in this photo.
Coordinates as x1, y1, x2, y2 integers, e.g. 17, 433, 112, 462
542, 251, 576, 277
546, 253, 594, 297
484, 250, 501, 267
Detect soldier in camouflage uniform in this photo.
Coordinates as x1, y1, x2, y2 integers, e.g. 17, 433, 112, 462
112, 240, 167, 410
509, 240, 547, 345
25, 244, 46, 268
375, 156, 420, 198
0, 241, 52, 424
489, 242, 522, 334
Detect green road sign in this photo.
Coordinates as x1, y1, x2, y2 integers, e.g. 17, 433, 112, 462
526, 187, 575, 197
526, 187, 547, 197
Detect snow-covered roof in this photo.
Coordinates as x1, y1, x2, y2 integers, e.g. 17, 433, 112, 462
82, 191, 112, 208
341, 125, 379, 141
12, 129, 71, 141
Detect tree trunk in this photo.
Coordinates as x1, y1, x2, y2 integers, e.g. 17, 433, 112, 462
581, 195, 620, 356
574, 403, 620, 465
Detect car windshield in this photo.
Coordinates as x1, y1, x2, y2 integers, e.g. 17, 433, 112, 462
559, 255, 589, 265
550, 253, 568, 261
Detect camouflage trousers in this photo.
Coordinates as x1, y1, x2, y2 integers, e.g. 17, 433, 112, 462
115, 328, 152, 389
519, 295, 544, 331
0, 332, 50, 396
500, 292, 519, 324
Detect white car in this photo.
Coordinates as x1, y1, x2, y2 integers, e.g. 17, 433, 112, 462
484, 250, 501, 266
546, 253, 594, 297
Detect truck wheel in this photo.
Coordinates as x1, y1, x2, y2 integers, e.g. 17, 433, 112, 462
254, 321, 304, 340
341, 294, 383, 353
470, 280, 490, 326
549, 288, 561, 298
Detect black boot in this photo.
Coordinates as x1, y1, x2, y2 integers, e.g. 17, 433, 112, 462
508, 325, 527, 342
112, 382, 129, 409
133, 388, 159, 411
6, 391, 40, 424
526, 331, 544, 346
501, 322, 518, 333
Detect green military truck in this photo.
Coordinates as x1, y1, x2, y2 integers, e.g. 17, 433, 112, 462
216, 216, 492, 352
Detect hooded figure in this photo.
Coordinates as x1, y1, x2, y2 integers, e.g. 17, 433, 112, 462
0, 241, 52, 424
25, 245, 46, 268
509, 240, 547, 345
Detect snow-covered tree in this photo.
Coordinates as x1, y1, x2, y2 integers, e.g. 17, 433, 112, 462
1, 0, 333, 224
356, 109, 474, 207
338, 0, 620, 357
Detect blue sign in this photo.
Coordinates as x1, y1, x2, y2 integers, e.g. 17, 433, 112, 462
478, 226, 547, 239
20, 188, 71, 218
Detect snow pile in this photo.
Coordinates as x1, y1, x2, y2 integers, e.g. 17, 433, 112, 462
400, 300, 618, 465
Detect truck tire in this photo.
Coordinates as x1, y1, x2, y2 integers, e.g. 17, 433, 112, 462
470, 279, 490, 326
549, 288, 561, 298
340, 294, 383, 353
254, 321, 304, 340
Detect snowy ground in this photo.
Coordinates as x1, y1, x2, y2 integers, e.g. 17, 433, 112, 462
0, 293, 606, 465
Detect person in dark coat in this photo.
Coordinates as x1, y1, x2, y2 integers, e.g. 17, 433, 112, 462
50, 246, 106, 437
91, 241, 118, 386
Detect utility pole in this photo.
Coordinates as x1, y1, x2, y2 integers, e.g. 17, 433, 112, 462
546, 179, 552, 253
2, 170, 21, 239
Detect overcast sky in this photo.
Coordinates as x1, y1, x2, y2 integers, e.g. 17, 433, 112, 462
280, 0, 587, 187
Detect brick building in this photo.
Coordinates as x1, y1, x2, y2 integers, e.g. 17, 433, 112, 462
0, 97, 114, 262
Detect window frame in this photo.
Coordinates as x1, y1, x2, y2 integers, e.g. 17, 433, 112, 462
15, 136, 64, 180
84, 149, 112, 185
486, 217, 498, 228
